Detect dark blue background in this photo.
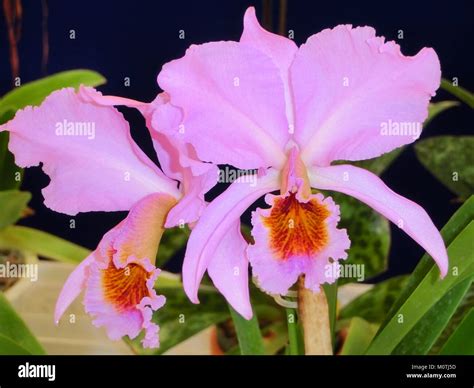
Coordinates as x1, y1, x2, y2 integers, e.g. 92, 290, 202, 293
1, 0, 473, 279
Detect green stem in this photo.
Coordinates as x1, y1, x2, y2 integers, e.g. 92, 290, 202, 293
286, 308, 299, 355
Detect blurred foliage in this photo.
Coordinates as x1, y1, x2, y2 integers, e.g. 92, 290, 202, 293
415, 136, 474, 201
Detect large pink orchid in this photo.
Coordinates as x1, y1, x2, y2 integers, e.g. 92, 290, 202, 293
157, 7, 449, 318
0, 86, 217, 348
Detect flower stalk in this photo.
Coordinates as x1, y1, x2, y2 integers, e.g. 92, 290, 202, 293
297, 276, 333, 355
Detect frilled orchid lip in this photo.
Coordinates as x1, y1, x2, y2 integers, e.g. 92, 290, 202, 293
101, 261, 153, 313
84, 254, 165, 349
247, 149, 350, 295
54, 193, 171, 349
262, 191, 331, 261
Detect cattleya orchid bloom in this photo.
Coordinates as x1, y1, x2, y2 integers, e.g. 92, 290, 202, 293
156, 7, 449, 319
0, 86, 217, 347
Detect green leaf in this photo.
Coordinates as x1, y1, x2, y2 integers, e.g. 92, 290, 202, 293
380, 195, 474, 331
0, 69, 106, 117
0, 334, 33, 355
366, 220, 474, 355
440, 308, 474, 355
340, 317, 379, 355
0, 190, 31, 229
126, 275, 230, 355
229, 305, 265, 355
440, 79, 474, 109
339, 276, 408, 323
415, 136, 474, 201
0, 292, 45, 354
0, 225, 90, 263
323, 192, 390, 284
155, 226, 189, 268
430, 283, 474, 354
392, 277, 472, 354
0, 132, 23, 190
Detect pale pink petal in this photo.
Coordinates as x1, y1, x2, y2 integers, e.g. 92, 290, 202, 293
81, 87, 218, 225
241, 7, 297, 72
309, 165, 448, 276
54, 254, 95, 324
158, 41, 289, 170
248, 193, 350, 295
0, 87, 179, 215
207, 221, 252, 319
183, 169, 280, 303
150, 101, 218, 226
240, 7, 298, 131
109, 193, 177, 267
290, 25, 440, 166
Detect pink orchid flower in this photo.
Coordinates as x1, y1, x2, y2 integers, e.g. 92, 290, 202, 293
157, 7, 449, 319
0, 86, 217, 347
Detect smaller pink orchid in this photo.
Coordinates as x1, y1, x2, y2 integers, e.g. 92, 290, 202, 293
0, 86, 217, 347
157, 7, 449, 318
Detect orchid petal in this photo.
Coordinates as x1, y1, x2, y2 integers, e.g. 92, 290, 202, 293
183, 169, 280, 303
241, 7, 297, 73
82, 87, 218, 225
158, 41, 289, 170
54, 254, 95, 324
290, 25, 440, 166
0, 87, 179, 215
309, 165, 448, 277
207, 221, 252, 319
150, 101, 218, 226
241, 7, 298, 131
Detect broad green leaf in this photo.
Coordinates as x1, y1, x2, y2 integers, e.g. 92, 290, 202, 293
0, 225, 90, 263
366, 221, 474, 354
0, 292, 45, 354
440, 308, 474, 355
323, 192, 390, 284
430, 283, 474, 354
126, 276, 230, 355
339, 276, 408, 323
0, 132, 22, 190
155, 226, 189, 268
415, 136, 474, 200
0, 334, 33, 355
0, 69, 106, 117
392, 277, 472, 354
440, 79, 474, 108
380, 195, 474, 331
340, 317, 379, 355
0, 190, 31, 229
229, 305, 265, 355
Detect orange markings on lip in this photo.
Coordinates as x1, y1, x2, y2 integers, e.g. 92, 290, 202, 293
262, 192, 330, 260
102, 263, 150, 312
